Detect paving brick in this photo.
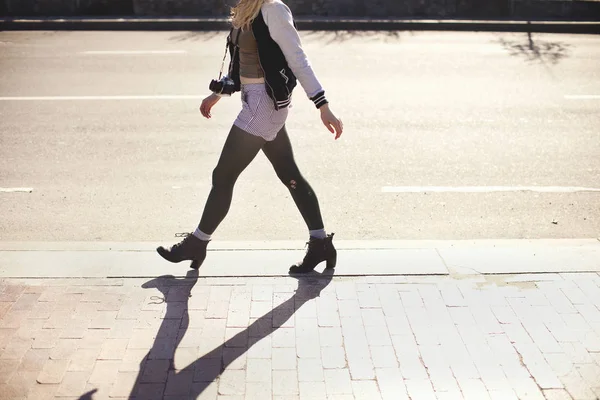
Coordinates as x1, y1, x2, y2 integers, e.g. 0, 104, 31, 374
324, 368, 352, 395
429, 367, 460, 392
36, 359, 69, 384
127, 328, 155, 350
478, 360, 512, 391
543, 289, 578, 314
135, 383, 166, 399
560, 369, 597, 400
385, 314, 411, 336
15, 348, 49, 373
149, 337, 177, 360
316, 306, 340, 328
297, 358, 323, 382
222, 347, 246, 371
437, 390, 467, 400
218, 369, 245, 396
440, 284, 467, 307
249, 301, 272, 320
66, 348, 99, 374
560, 285, 589, 306
299, 380, 326, 399
457, 378, 492, 400
194, 358, 221, 383
335, 283, 357, 300
251, 285, 272, 302
0, 359, 20, 383
245, 381, 271, 400
488, 389, 519, 400
318, 327, 342, 348
296, 335, 320, 359
272, 347, 296, 370
222, 327, 246, 350
349, 380, 380, 400
1, 336, 33, 360
575, 363, 600, 388
357, 288, 381, 309
337, 299, 361, 318
0, 311, 30, 329
273, 369, 298, 396
509, 377, 546, 400
561, 342, 595, 364
245, 358, 271, 383
97, 338, 128, 360
55, 371, 90, 397
390, 334, 419, 358
365, 325, 392, 347
369, 345, 397, 368
164, 370, 194, 396
272, 327, 295, 348
247, 335, 271, 359
320, 346, 345, 370
10, 294, 40, 313
0, 285, 26, 302
405, 379, 437, 400
0, 327, 16, 349
5, 370, 38, 398
543, 388, 576, 400
25, 382, 59, 400
271, 302, 293, 328
397, 353, 428, 380
141, 359, 170, 383
188, 288, 210, 311
120, 348, 149, 372
206, 287, 232, 320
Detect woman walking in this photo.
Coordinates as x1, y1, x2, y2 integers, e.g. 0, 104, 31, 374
157, 0, 343, 274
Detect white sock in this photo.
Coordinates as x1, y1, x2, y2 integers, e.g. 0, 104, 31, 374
193, 228, 211, 241
309, 229, 327, 239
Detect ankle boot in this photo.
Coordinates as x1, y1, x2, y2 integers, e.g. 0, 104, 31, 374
289, 233, 336, 274
157, 233, 209, 270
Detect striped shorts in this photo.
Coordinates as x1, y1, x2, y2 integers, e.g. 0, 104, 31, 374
233, 83, 289, 142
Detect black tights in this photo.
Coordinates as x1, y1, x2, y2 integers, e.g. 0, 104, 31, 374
198, 124, 324, 235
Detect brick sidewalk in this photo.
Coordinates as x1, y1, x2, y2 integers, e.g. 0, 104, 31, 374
0, 270, 599, 400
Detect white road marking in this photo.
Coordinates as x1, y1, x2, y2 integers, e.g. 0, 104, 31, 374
0, 95, 204, 101
382, 186, 600, 193
564, 95, 600, 100
0, 188, 33, 193
82, 50, 187, 55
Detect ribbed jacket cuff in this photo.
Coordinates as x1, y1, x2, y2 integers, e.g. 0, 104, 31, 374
310, 91, 328, 109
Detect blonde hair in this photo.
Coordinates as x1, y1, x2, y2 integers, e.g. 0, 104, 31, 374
231, 0, 266, 30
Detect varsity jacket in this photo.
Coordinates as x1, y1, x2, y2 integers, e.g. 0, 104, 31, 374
226, 0, 328, 110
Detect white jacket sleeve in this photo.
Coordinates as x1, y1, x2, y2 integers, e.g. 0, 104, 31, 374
262, 1, 328, 108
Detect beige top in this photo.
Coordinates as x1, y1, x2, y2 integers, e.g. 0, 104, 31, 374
233, 28, 264, 79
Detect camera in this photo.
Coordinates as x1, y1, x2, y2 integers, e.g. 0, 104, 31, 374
209, 76, 236, 96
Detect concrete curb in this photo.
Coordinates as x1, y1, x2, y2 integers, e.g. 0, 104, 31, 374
1, 17, 599, 34
1, 240, 599, 278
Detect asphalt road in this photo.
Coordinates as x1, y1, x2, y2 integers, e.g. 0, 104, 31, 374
0, 30, 599, 242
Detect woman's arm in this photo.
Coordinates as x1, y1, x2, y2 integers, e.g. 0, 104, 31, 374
262, 1, 327, 109
263, 1, 343, 138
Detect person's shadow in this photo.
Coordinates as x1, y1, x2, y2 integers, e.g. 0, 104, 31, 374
79, 267, 334, 399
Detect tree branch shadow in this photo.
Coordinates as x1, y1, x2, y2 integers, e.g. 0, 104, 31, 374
302, 30, 402, 44
80, 267, 334, 399
496, 24, 572, 66
169, 31, 223, 42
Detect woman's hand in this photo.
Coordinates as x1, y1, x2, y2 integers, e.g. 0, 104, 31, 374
319, 104, 343, 140
199, 93, 221, 119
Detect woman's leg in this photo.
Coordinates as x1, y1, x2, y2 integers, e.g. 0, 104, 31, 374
263, 125, 336, 273
156, 125, 265, 267
197, 124, 266, 234
262, 125, 325, 234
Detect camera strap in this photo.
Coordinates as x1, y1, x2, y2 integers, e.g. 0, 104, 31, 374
219, 28, 242, 80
